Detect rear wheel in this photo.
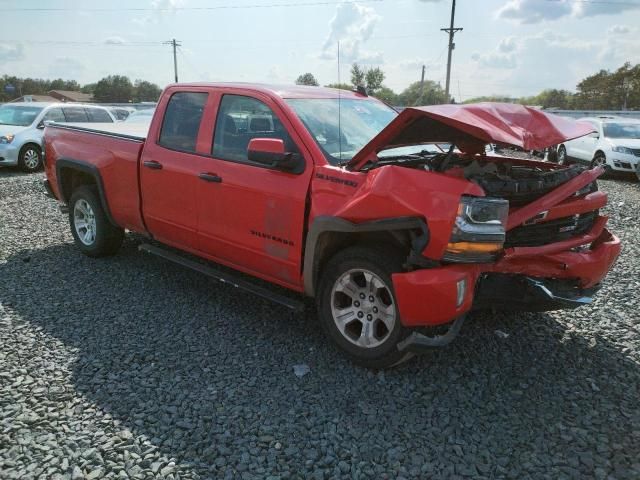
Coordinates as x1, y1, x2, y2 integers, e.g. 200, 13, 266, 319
18, 144, 42, 172
69, 185, 124, 257
317, 246, 412, 369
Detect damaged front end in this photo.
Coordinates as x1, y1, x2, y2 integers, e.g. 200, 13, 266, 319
332, 103, 621, 332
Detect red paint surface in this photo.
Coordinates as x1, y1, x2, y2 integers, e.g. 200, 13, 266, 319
44, 84, 620, 327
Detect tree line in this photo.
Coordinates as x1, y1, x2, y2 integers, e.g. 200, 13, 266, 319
297, 62, 640, 110
0, 75, 162, 103
465, 62, 639, 110
296, 64, 448, 107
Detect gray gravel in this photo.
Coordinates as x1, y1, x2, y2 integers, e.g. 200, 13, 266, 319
1, 168, 639, 479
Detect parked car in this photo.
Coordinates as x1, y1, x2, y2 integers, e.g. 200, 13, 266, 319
556, 116, 640, 174
109, 106, 136, 121
42, 84, 620, 368
0, 103, 116, 172
124, 108, 155, 124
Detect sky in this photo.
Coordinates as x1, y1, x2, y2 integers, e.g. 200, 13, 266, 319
1, 0, 639, 101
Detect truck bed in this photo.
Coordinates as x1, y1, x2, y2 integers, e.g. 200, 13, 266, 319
44, 122, 147, 232
49, 122, 149, 141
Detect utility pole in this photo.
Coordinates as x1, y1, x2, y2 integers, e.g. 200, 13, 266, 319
416, 65, 426, 106
441, 0, 462, 103
163, 38, 182, 83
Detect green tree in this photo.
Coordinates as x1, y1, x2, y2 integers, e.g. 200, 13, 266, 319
325, 83, 353, 91
373, 86, 398, 105
81, 83, 97, 94
133, 80, 162, 102
350, 64, 365, 87
93, 75, 134, 103
364, 67, 385, 93
295, 73, 319, 86
397, 80, 447, 106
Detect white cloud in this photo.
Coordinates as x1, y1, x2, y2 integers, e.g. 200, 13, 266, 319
132, 0, 184, 26
48, 57, 85, 80
608, 24, 631, 35
496, 0, 640, 24
472, 36, 519, 69
320, 2, 383, 64
104, 36, 126, 45
0, 43, 25, 62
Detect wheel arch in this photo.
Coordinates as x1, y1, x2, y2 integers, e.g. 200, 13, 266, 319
302, 216, 429, 297
56, 158, 118, 226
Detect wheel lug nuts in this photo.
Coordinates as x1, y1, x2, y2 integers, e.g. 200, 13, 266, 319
357, 312, 364, 318
373, 307, 378, 313
367, 314, 373, 321
359, 293, 365, 299
369, 296, 374, 302
354, 301, 360, 307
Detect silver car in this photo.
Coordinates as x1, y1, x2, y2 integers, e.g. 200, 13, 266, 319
0, 102, 116, 172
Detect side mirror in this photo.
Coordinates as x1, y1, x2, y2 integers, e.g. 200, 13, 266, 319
589, 132, 600, 139
247, 138, 303, 174
36, 121, 45, 130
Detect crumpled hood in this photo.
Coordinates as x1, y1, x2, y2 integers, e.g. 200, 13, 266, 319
0, 124, 28, 137
347, 102, 596, 170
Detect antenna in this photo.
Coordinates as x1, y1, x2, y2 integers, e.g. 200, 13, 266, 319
337, 41, 343, 164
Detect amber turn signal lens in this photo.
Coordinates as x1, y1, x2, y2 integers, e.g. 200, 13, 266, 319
446, 242, 503, 254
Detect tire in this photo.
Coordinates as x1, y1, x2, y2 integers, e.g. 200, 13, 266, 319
591, 152, 607, 169
546, 146, 558, 163
317, 245, 412, 369
556, 145, 568, 165
18, 144, 42, 172
68, 185, 124, 257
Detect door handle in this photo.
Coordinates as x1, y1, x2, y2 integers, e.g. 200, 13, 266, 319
143, 160, 163, 170
199, 173, 222, 183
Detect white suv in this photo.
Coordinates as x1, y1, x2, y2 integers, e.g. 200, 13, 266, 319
556, 116, 640, 175
0, 102, 116, 172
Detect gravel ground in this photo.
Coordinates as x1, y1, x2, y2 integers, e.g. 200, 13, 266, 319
1, 168, 639, 479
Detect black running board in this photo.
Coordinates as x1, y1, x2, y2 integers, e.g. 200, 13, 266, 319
138, 243, 305, 312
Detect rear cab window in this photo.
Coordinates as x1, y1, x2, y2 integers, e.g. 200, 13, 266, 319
158, 92, 208, 153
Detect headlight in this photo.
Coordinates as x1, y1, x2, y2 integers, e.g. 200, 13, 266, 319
443, 196, 509, 263
612, 146, 634, 155
0, 134, 15, 144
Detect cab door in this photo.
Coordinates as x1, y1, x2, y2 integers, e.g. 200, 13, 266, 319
195, 92, 312, 290
139, 89, 213, 250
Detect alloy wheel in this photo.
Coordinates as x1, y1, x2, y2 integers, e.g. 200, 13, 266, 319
73, 199, 97, 246
23, 148, 40, 170
330, 269, 396, 349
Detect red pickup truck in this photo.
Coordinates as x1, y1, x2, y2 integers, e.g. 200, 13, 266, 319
43, 83, 621, 368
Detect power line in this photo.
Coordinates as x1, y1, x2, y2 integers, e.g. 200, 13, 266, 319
3, 0, 383, 12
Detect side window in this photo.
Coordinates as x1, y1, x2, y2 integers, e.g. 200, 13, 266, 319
42, 107, 65, 123
86, 108, 113, 123
212, 94, 296, 163
63, 107, 89, 122
159, 92, 208, 153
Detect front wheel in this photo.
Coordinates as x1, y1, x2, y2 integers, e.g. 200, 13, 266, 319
317, 246, 412, 369
591, 152, 607, 169
69, 185, 124, 257
18, 144, 42, 172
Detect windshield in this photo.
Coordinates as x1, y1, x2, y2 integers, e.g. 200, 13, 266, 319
603, 122, 640, 139
286, 98, 397, 164
0, 105, 44, 127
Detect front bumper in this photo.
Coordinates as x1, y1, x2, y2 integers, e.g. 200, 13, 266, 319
392, 226, 620, 327
0, 142, 20, 166
608, 153, 639, 172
